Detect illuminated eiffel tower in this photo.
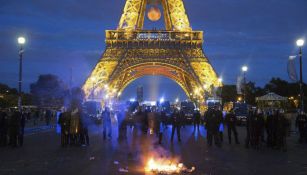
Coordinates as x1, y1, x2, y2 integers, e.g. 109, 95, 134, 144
83, 0, 221, 104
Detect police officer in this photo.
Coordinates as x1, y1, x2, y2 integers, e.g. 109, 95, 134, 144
215, 106, 224, 142
45, 109, 52, 126
58, 110, 67, 147
225, 109, 240, 144
19, 112, 25, 146
0, 110, 8, 146
245, 108, 255, 148
205, 107, 222, 147
161, 109, 168, 129
171, 108, 182, 143
252, 109, 264, 150
265, 111, 274, 148
276, 110, 289, 152
70, 107, 81, 145
117, 110, 127, 141
79, 109, 90, 146
9, 111, 20, 147
193, 109, 201, 132
296, 111, 307, 143
102, 106, 112, 140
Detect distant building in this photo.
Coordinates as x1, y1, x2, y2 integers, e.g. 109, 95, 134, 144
137, 86, 143, 102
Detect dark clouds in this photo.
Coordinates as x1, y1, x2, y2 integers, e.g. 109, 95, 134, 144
0, 0, 306, 100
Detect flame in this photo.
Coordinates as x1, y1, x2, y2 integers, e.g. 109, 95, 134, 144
145, 157, 195, 174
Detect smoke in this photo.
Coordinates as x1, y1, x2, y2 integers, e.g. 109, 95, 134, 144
148, 76, 160, 101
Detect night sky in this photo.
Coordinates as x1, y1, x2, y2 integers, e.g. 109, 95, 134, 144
0, 0, 307, 101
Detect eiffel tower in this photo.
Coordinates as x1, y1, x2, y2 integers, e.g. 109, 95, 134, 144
83, 0, 221, 103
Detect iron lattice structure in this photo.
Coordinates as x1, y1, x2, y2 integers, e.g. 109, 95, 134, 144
83, 0, 221, 102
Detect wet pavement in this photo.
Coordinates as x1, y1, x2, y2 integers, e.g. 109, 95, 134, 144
0, 123, 307, 175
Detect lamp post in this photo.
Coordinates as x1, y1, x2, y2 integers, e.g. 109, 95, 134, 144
242, 66, 248, 103
17, 37, 26, 112
297, 39, 305, 112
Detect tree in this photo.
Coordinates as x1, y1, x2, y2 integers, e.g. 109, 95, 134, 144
245, 81, 266, 105
264, 78, 298, 97
30, 74, 68, 108
221, 85, 237, 103
0, 83, 32, 108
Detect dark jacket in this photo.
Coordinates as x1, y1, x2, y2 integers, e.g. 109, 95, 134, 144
296, 114, 307, 129
193, 111, 201, 124
171, 111, 182, 126
225, 112, 237, 127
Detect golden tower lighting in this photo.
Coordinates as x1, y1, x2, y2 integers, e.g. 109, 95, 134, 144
83, 0, 221, 103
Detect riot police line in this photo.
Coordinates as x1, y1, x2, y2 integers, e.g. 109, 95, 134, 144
96, 104, 307, 152
58, 102, 90, 147
1, 104, 307, 150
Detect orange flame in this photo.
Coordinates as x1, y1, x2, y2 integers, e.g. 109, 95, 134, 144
144, 157, 195, 174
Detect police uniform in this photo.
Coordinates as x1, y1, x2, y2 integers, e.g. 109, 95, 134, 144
171, 110, 182, 142
205, 108, 221, 146
225, 111, 239, 144
296, 114, 307, 143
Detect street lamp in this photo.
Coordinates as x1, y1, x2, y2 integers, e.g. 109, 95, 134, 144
242, 65, 248, 103
297, 39, 305, 112
17, 37, 26, 112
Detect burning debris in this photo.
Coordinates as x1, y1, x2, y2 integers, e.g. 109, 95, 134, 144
144, 157, 195, 175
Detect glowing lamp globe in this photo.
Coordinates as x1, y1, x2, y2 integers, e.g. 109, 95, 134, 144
296, 39, 304, 47
147, 7, 161, 22
18, 37, 26, 45
242, 66, 248, 72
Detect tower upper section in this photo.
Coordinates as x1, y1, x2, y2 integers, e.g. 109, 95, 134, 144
117, 0, 192, 32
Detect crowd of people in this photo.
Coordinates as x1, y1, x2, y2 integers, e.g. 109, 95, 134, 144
2, 103, 307, 152
0, 109, 25, 147
58, 102, 90, 147
96, 105, 307, 153
0, 108, 57, 148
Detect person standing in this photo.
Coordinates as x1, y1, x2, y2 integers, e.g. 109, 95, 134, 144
193, 109, 201, 132
9, 111, 20, 147
45, 109, 52, 126
59, 108, 72, 147
58, 110, 66, 147
160, 109, 168, 129
205, 107, 222, 147
70, 107, 81, 145
225, 109, 240, 144
272, 110, 279, 148
34, 110, 39, 126
80, 111, 90, 146
19, 112, 25, 146
117, 110, 127, 141
171, 108, 182, 143
252, 109, 264, 150
102, 107, 112, 140
0, 110, 8, 146
266, 111, 274, 148
157, 112, 164, 144
245, 108, 254, 148
276, 110, 289, 152
215, 106, 224, 143
296, 111, 307, 143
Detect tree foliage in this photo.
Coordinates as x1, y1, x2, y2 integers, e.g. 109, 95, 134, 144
221, 77, 306, 111
0, 83, 32, 108
30, 74, 68, 108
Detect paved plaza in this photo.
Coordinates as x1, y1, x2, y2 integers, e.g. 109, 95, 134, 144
0, 123, 307, 175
